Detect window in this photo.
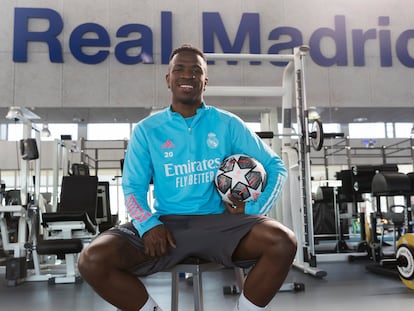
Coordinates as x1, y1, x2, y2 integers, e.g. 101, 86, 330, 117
278, 123, 299, 135
245, 122, 261, 132
38, 123, 78, 141
348, 123, 385, 139
322, 123, 342, 134
87, 123, 131, 140
7, 123, 23, 141
395, 123, 414, 138
7, 123, 78, 141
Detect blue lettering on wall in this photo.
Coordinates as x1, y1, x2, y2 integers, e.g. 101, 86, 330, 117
115, 24, 154, 64
203, 12, 261, 65
161, 11, 173, 64
268, 27, 303, 66
309, 15, 348, 66
11, 8, 414, 68
351, 16, 393, 66
69, 23, 110, 64
396, 30, 414, 67
13, 8, 63, 62
378, 16, 392, 67
351, 28, 376, 66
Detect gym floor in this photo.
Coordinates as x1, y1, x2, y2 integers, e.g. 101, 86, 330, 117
0, 256, 412, 311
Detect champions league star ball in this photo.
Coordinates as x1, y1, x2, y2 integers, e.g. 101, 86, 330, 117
214, 154, 267, 204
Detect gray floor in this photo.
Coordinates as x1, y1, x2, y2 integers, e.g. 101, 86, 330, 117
0, 256, 413, 311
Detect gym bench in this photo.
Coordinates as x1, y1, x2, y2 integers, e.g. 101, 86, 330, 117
35, 238, 83, 284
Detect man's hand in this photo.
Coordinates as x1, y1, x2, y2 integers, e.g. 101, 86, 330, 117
142, 224, 176, 257
224, 194, 246, 214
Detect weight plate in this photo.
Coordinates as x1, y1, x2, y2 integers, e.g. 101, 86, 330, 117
397, 234, 414, 290
401, 278, 414, 290
310, 120, 324, 151
396, 245, 414, 280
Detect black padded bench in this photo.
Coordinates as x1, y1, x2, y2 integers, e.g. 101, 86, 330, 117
36, 238, 83, 284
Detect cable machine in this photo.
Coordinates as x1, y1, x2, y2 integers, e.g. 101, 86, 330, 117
204, 46, 327, 277
1, 107, 42, 284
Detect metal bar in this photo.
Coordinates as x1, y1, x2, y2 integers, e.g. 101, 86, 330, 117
171, 272, 179, 311
204, 86, 285, 97
204, 52, 295, 98
205, 53, 295, 62
385, 138, 411, 148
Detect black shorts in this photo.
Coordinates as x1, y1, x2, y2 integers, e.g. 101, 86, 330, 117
100, 213, 270, 276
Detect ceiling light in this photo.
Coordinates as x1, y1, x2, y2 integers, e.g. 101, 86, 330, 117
6, 107, 23, 120
5, 106, 41, 122
41, 123, 51, 137
353, 117, 367, 122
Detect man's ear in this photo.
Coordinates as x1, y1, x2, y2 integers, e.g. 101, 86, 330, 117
166, 73, 170, 88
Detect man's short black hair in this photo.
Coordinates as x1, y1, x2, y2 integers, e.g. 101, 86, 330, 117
169, 44, 207, 62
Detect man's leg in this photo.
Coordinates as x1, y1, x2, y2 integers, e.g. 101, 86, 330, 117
232, 220, 297, 307
78, 234, 155, 311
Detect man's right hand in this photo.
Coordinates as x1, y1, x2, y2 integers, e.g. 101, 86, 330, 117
142, 224, 176, 257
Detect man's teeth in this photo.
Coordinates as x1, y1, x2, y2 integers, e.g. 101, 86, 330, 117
180, 85, 193, 89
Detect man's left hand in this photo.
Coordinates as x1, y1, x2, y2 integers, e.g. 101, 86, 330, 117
224, 194, 245, 214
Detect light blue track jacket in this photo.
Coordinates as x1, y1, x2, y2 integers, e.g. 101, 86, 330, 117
122, 103, 287, 237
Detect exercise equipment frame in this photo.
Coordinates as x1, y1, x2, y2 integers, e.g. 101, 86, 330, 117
204, 47, 327, 277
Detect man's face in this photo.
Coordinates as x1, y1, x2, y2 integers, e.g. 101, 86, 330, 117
166, 51, 208, 106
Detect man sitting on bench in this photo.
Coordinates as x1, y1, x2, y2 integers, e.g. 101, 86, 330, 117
78, 44, 297, 311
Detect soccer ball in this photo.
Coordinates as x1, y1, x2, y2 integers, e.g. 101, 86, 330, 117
214, 154, 267, 204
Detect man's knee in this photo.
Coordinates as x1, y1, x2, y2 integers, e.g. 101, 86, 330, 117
260, 222, 297, 260
78, 236, 118, 280
276, 226, 297, 260
78, 244, 104, 279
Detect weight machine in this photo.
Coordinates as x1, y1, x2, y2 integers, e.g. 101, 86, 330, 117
205, 46, 327, 278
0, 108, 42, 284
1, 107, 85, 285
366, 171, 414, 290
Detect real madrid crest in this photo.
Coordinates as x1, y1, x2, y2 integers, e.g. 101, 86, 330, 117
207, 132, 219, 149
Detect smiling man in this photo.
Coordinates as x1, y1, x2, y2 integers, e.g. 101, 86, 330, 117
78, 44, 296, 311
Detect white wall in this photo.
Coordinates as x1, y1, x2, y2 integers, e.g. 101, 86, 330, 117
1, 0, 414, 113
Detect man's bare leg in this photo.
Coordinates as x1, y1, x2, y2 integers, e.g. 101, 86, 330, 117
78, 234, 153, 311
232, 220, 297, 307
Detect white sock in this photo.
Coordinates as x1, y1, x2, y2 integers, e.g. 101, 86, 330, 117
234, 292, 266, 311
139, 295, 163, 311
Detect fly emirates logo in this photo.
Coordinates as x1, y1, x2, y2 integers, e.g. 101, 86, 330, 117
164, 158, 221, 188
